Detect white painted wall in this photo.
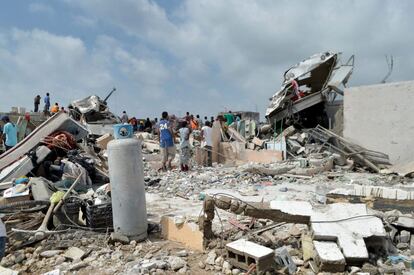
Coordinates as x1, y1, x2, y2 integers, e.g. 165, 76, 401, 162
344, 80, 414, 165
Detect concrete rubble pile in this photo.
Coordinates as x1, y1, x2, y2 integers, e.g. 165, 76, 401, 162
1, 52, 414, 275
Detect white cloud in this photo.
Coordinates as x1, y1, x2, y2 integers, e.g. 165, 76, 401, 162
28, 2, 55, 14
63, 0, 414, 118
3, 1, 414, 119
0, 29, 112, 111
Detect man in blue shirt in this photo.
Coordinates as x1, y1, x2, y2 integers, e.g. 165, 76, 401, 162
1, 116, 17, 151
157, 111, 176, 171
44, 92, 51, 113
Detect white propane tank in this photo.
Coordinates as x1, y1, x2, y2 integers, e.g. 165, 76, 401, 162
107, 138, 147, 240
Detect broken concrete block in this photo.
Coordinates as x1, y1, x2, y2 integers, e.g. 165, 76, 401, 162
161, 216, 204, 251
301, 233, 314, 262
64, 247, 85, 261
287, 139, 301, 153
275, 246, 297, 274
96, 133, 114, 149
247, 142, 255, 150
297, 133, 308, 144
226, 239, 274, 273
252, 137, 265, 148
313, 241, 345, 273
399, 230, 411, 243
0, 266, 19, 275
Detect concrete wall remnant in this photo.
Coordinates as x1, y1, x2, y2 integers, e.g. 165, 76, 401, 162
344, 80, 414, 164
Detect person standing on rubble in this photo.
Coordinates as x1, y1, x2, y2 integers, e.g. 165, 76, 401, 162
224, 110, 235, 126
121, 111, 129, 123
179, 120, 191, 171
1, 116, 17, 151
196, 114, 203, 128
44, 92, 51, 113
129, 117, 138, 132
190, 115, 199, 130
157, 111, 176, 171
144, 118, 152, 132
201, 121, 213, 166
34, 95, 41, 112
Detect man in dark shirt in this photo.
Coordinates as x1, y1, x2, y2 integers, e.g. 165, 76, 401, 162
34, 95, 41, 112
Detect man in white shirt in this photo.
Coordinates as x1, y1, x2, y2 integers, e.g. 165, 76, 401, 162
201, 121, 213, 166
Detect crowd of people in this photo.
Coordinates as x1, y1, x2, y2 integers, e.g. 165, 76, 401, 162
33, 93, 66, 115
120, 109, 239, 172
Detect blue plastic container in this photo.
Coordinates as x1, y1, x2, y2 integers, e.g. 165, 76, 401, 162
113, 124, 133, 139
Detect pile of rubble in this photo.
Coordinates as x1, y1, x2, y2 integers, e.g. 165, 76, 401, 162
1, 98, 414, 274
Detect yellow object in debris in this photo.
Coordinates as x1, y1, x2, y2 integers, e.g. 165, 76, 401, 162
50, 191, 65, 204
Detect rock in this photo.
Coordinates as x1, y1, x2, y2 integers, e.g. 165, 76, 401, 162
55, 256, 66, 265
144, 252, 153, 259
68, 262, 88, 271
40, 250, 62, 258
190, 259, 202, 269
34, 246, 43, 254
397, 243, 409, 250
348, 266, 361, 274
168, 256, 186, 271
129, 240, 137, 246
111, 251, 123, 260
64, 247, 85, 261
176, 250, 188, 257
125, 255, 135, 262
141, 261, 157, 272
222, 261, 232, 274
232, 268, 241, 275
154, 260, 168, 269
110, 232, 130, 244
215, 255, 224, 266
361, 263, 379, 275
178, 266, 187, 273
14, 252, 26, 264
205, 250, 217, 265
399, 230, 411, 243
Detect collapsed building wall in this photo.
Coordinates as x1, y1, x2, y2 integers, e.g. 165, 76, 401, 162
344, 80, 414, 164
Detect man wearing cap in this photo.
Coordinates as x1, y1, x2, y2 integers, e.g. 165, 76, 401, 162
1, 116, 18, 151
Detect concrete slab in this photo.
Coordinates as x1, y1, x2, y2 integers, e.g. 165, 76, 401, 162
313, 241, 346, 272
270, 201, 386, 263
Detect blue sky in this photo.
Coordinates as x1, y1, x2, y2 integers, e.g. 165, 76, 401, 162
0, 0, 413, 120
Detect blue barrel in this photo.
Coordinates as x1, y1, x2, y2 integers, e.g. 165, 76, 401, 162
113, 124, 133, 139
